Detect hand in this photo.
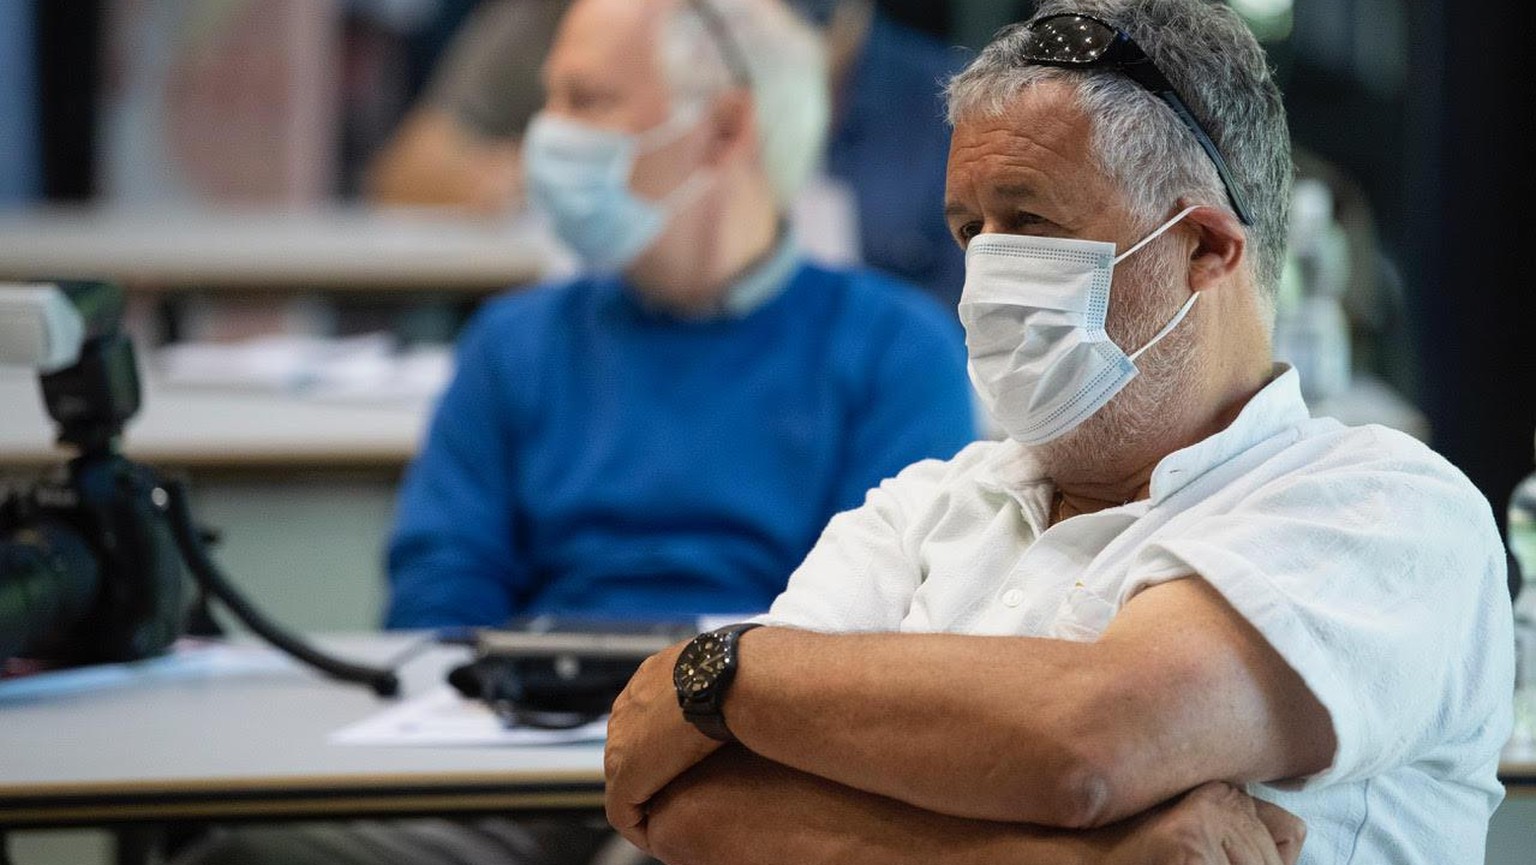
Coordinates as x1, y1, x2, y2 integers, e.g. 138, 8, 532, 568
1094, 782, 1306, 865
605, 641, 725, 853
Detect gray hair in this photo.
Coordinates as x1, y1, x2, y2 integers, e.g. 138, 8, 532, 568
946, 0, 1291, 314
659, 0, 830, 209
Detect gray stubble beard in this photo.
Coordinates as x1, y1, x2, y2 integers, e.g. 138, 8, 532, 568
1033, 239, 1207, 488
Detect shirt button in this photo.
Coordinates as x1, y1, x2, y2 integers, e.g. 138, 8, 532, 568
1001, 589, 1025, 607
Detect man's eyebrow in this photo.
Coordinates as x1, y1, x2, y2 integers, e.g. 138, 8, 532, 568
990, 180, 1041, 201
945, 180, 1047, 220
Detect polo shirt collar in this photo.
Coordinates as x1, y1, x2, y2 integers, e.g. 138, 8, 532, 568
722, 225, 800, 317
623, 223, 800, 321
1148, 364, 1308, 503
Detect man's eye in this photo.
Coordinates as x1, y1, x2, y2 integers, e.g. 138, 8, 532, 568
957, 222, 983, 245
568, 88, 617, 112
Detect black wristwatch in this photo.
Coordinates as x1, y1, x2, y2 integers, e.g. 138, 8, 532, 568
673, 622, 763, 742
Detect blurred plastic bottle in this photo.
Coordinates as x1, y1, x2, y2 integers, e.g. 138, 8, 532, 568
1273, 179, 1352, 403
1508, 433, 1536, 752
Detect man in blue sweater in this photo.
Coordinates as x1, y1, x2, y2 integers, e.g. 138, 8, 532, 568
174, 3, 970, 865
385, 0, 975, 633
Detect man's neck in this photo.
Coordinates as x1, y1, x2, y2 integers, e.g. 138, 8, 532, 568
624, 178, 781, 316
1048, 361, 1273, 524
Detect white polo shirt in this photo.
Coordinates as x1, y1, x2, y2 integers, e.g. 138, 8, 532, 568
762, 367, 1513, 865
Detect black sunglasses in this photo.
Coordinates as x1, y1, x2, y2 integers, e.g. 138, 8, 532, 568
685, 0, 753, 90
1013, 13, 1254, 226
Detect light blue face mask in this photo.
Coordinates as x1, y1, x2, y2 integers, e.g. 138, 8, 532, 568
523, 109, 708, 271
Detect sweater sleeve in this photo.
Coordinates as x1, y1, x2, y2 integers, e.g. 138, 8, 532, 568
829, 280, 977, 514
384, 306, 529, 628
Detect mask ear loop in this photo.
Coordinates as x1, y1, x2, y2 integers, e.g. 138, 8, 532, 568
636, 100, 707, 152
1115, 205, 1204, 362
634, 100, 716, 211
1112, 204, 1202, 265
1128, 292, 1199, 362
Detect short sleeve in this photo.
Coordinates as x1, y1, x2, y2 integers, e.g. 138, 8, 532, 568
759, 454, 960, 633
1127, 428, 1514, 788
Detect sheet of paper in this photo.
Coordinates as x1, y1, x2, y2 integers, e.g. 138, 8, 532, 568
330, 686, 608, 747
0, 640, 294, 704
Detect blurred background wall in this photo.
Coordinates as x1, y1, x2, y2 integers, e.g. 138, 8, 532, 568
2, 0, 1529, 510
0, 0, 39, 203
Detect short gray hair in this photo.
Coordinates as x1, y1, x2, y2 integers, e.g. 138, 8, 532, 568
946, 0, 1291, 311
659, 0, 830, 209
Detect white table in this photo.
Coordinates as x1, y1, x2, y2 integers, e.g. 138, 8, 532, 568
0, 369, 428, 471
0, 207, 554, 292
0, 635, 605, 829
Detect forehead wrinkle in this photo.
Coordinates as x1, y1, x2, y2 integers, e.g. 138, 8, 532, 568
949, 86, 1104, 221
956, 134, 1085, 219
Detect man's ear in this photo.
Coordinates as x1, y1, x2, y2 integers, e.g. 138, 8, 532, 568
1179, 199, 1247, 293
703, 89, 756, 168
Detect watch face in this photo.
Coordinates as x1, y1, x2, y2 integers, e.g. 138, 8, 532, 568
674, 633, 731, 703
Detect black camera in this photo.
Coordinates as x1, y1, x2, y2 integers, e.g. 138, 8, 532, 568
0, 282, 183, 664
0, 282, 398, 695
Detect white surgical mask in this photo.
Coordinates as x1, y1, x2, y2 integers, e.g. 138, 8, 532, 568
523, 108, 709, 271
958, 206, 1201, 445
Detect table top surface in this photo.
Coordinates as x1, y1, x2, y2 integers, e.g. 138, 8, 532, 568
0, 370, 428, 470
0, 206, 558, 290
1, 630, 1532, 830
0, 634, 605, 826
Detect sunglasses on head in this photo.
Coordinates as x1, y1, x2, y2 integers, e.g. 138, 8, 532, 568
1013, 13, 1254, 226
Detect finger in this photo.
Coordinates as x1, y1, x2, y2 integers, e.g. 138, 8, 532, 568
1196, 783, 1276, 865
615, 818, 651, 855
603, 764, 648, 838
1221, 830, 1283, 865
603, 792, 639, 834
1186, 780, 1242, 809
1218, 795, 1289, 865
604, 778, 651, 850
1252, 800, 1306, 865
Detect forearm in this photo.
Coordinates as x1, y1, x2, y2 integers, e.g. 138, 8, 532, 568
647, 748, 1095, 865
726, 628, 1117, 827
725, 589, 1322, 831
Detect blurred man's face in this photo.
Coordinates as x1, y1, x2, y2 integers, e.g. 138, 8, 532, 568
541, 0, 710, 203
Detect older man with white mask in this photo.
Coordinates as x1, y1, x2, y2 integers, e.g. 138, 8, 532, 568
603, 1, 1515, 863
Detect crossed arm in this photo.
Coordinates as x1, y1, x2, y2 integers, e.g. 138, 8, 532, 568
604, 576, 1336, 861
646, 748, 1305, 865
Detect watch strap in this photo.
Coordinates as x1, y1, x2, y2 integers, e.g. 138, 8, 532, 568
676, 622, 762, 742
683, 707, 735, 742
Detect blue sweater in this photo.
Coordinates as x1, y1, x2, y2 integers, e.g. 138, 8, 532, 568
385, 261, 975, 627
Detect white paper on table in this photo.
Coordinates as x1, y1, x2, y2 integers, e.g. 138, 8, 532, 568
0, 640, 294, 704
330, 686, 608, 747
